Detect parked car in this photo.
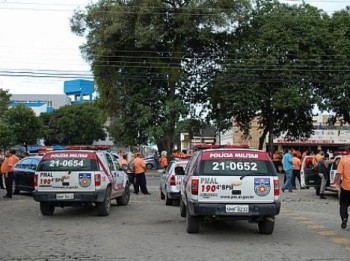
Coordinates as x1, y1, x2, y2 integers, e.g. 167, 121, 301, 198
13, 155, 42, 194
160, 159, 188, 205
144, 156, 155, 169
33, 150, 130, 216
179, 148, 281, 234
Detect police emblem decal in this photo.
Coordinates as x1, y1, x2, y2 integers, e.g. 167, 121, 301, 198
79, 173, 91, 187
254, 178, 271, 196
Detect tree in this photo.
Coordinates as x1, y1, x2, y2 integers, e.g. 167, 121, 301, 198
70, 0, 250, 153
4, 105, 43, 146
40, 102, 106, 145
207, 1, 329, 151
0, 88, 11, 117
0, 123, 16, 151
317, 8, 350, 124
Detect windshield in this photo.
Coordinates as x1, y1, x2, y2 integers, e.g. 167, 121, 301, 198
199, 159, 275, 176
38, 158, 98, 172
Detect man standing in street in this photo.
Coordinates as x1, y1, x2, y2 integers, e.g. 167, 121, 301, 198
292, 152, 302, 190
1, 151, 12, 198
5, 150, 19, 198
335, 151, 350, 229
282, 148, 293, 193
133, 152, 151, 195
315, 151, 327, 199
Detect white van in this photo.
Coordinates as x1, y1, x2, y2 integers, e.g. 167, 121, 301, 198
33, 150, 130, 216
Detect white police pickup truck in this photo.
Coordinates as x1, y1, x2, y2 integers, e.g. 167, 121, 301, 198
179, 148, 281, 234
33, 150, 130, 216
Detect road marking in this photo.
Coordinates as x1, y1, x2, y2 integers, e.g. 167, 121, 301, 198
307, 224, 325, 229
332, 237, 350, 245
285, 207, 350, 251
318, 230, 337, 236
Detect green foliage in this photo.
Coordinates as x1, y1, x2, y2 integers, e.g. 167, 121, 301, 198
40, 102, 106, 145
0, 88, 11, 118
208, 1, 328, 149
71, 0, 250, 152
0, 123, 16, 150
317, 8, 350, 124
4, 105, 43, 145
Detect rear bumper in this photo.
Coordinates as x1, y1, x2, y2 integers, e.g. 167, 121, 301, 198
33, 190, 106, 203
166, 186, 181, 199
187, 201, 281, 218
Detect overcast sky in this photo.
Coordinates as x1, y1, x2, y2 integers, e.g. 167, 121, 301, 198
0, 0, 349, 95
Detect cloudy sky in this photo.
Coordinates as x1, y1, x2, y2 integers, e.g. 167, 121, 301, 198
0, 0, 349, 95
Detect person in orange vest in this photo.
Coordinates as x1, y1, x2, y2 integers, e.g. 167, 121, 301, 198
159, 151, 168, 170
2, 150, 18, 199
292, 152, 302, 189
335, 150, 350, 228
133, 152, 150, 195
120, 154, 128, 171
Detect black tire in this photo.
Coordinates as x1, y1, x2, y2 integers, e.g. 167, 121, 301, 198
146, 163, 153, 170
315, 186, 320, 196
165, 193, 172, 206
160, 190, 165, 200
12, 179, 20, 195
186, 203, 200, 233
258, 217, 275, 234
40, 202, 55, 216
117, 185, 130, 206
180, 198, 186, 217
97, 187, 111, 216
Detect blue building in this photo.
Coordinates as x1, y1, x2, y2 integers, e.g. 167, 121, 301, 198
9, 79, 95, 115
64, 79, 94, 104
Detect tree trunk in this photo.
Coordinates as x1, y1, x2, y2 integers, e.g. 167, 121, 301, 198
258, 128, 269, 150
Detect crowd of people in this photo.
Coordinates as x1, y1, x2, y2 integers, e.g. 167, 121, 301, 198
276, 147, 350, 230
118, 150, 170, 196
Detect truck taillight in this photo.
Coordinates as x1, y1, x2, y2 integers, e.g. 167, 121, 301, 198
95, 173, 101, 186
34, 173, 38, 187
274, 178, 280, 196
170, 175, 176, 186
191, 179, 199, 195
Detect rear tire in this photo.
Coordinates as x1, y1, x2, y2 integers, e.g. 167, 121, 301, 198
186, 203, 199, 233
40, 202, 55, 216
97, 187, 111, 216
117, 185, 130, 206
146, 163, 153, 169
13, 179, 20, 195
180, 198, 186, 217
258, 217, 275, 234
165, 193, 172, 206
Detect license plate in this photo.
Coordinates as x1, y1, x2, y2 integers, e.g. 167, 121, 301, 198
226, 204, 249, 213
56, 193, 74, 200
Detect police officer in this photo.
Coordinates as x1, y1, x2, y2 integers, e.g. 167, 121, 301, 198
335, 150, 350, 229
133, 152, 150, 195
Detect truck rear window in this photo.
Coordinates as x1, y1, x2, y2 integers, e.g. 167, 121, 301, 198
38, 158, 98, 172
199, 159, 275, 176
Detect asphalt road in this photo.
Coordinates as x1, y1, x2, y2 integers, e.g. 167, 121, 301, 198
1, 174, 350, 261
